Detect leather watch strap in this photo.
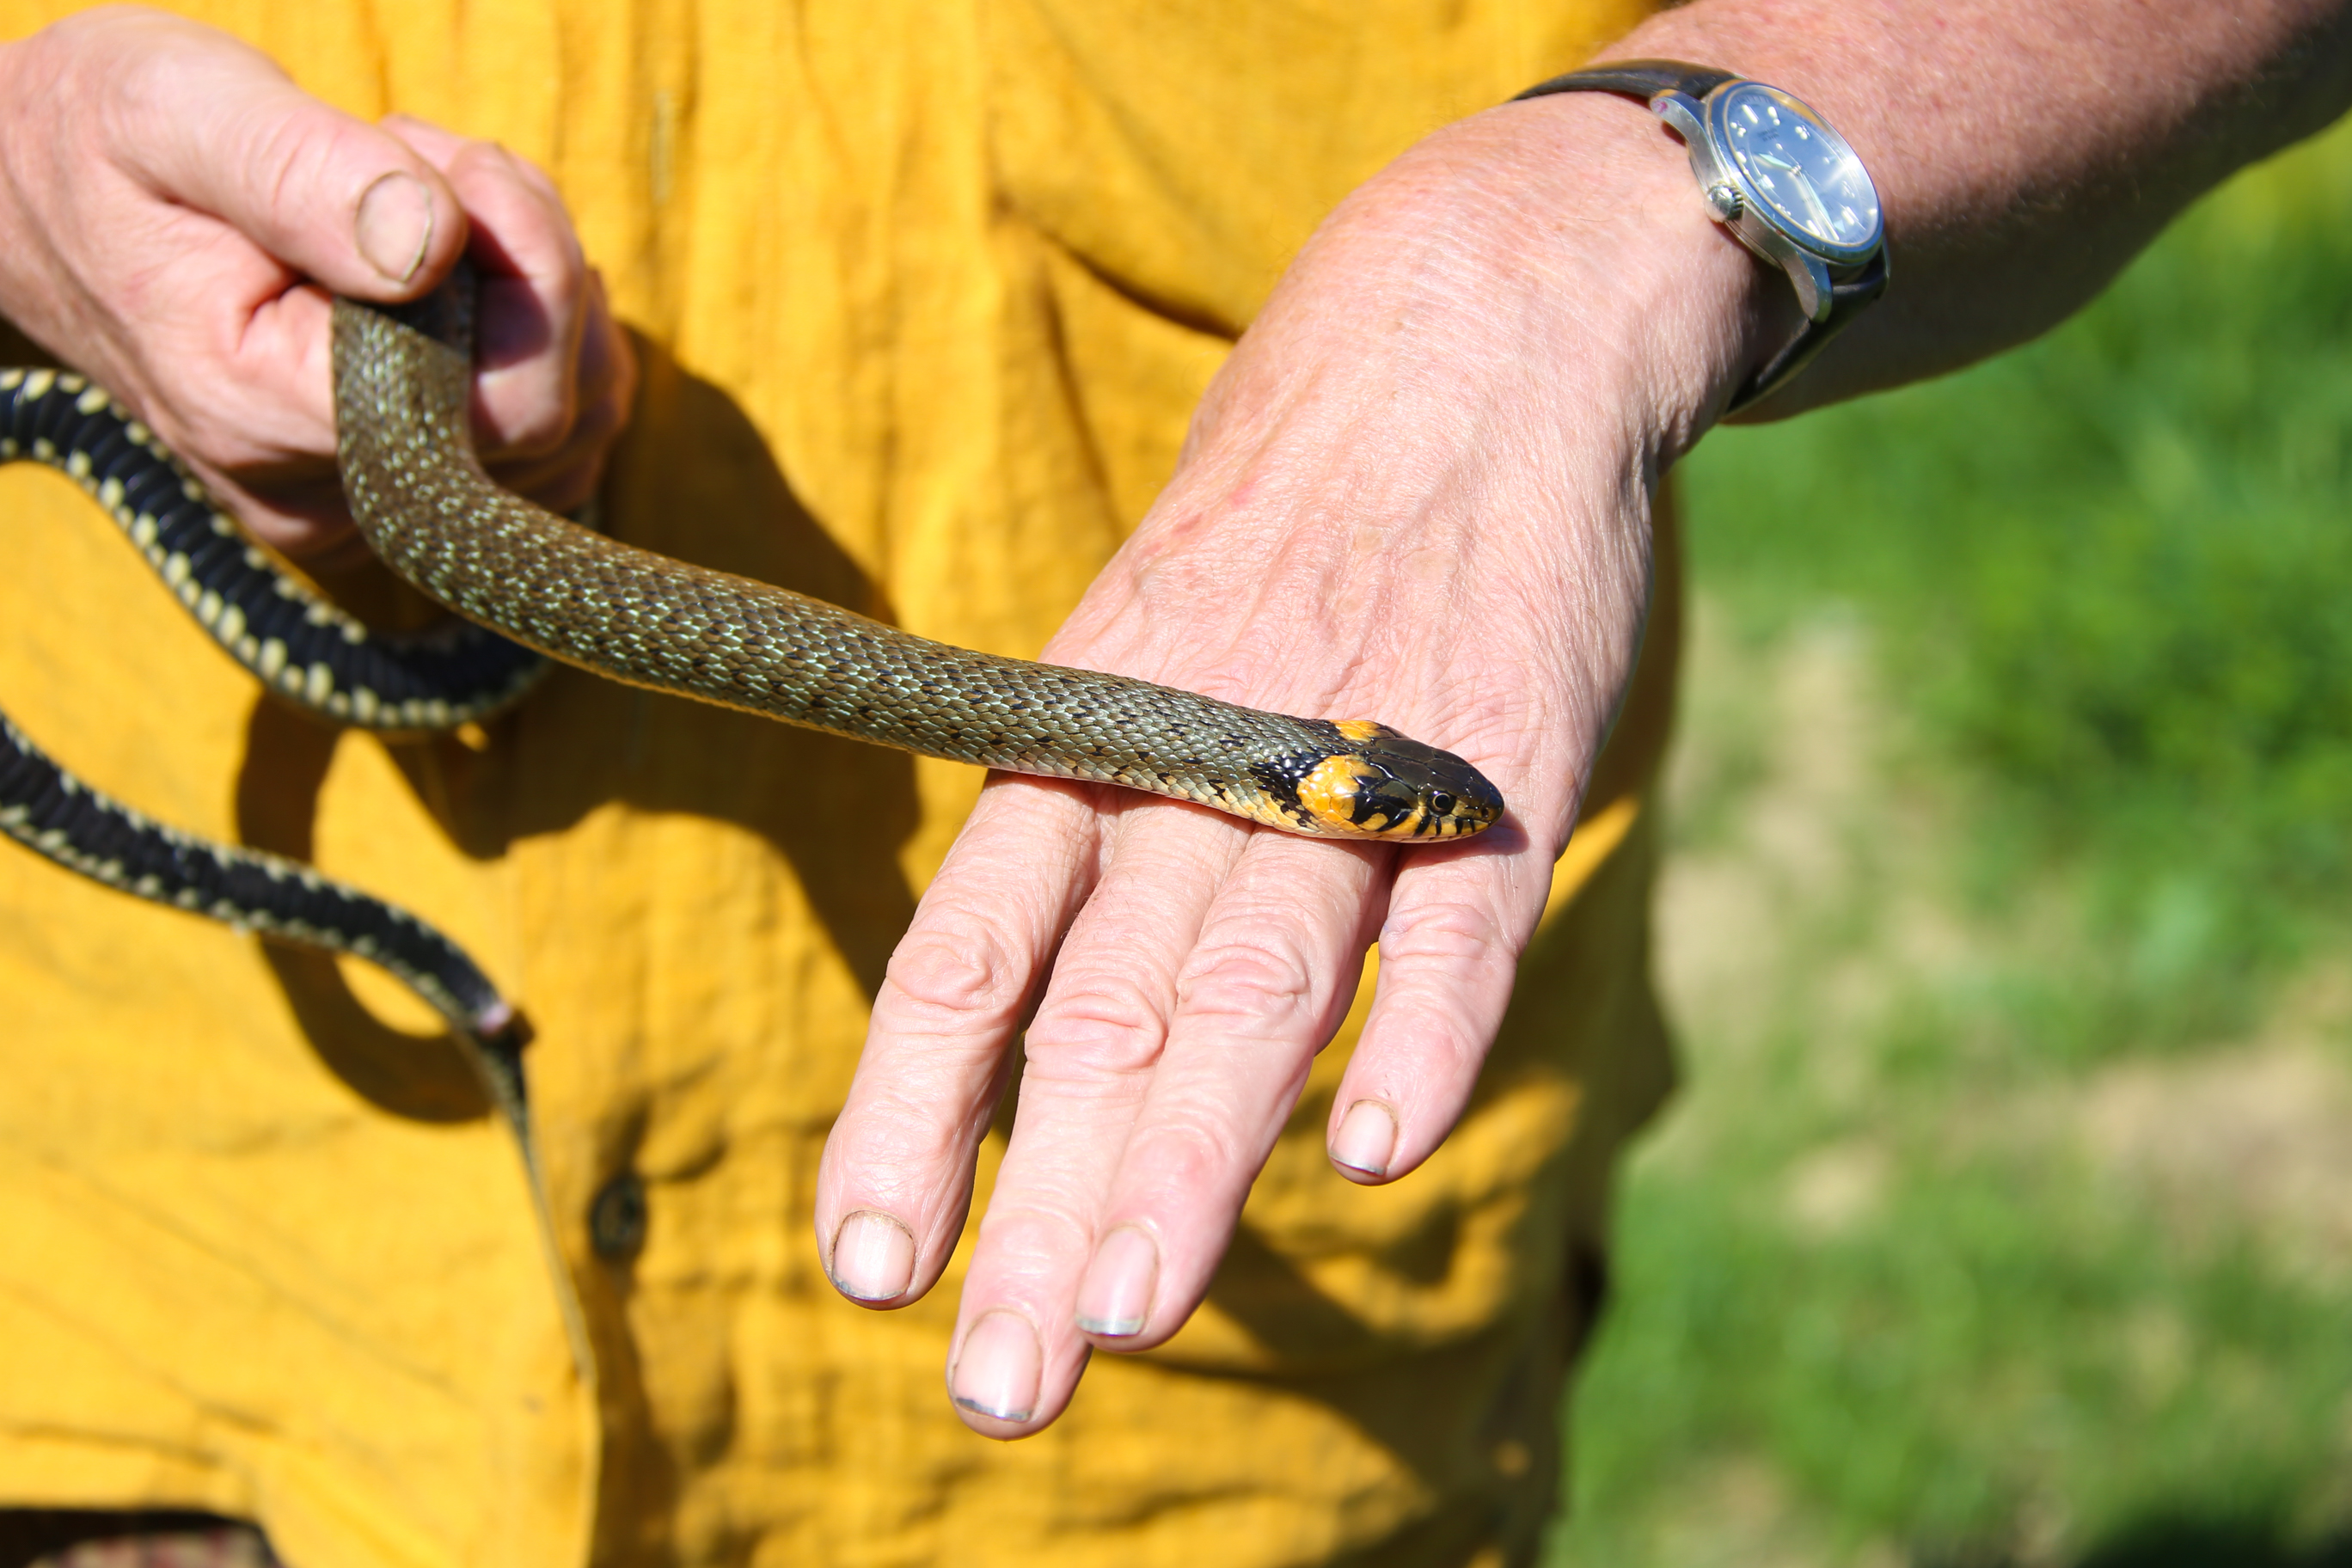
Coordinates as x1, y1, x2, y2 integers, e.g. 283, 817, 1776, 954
1513, 58, 1738, 106
1511, 58, 1887, 413
1733, 248, 1887, 412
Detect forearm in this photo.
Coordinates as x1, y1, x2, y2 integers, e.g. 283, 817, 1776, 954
1596, 0, 2352, 409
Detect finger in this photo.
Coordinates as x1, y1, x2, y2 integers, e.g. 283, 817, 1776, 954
569, 272, 638, 459
382, 124, 634, 508
105, 16, 465, 297
480, 273, 638, 512
397, 133, 592, 463
941, 804, 1249, 1432
813, 778, 1104, 1309
1053, 833, 1387, 1358
1322, 822, 1551, 1185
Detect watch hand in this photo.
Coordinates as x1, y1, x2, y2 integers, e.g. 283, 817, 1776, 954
1755, 149, 1835, 233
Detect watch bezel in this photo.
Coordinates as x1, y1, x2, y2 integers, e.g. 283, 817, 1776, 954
1702, 82, 1883, 269
1509, 58, 1889, 413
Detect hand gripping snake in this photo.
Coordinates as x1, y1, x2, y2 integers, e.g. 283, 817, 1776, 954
0, 273, 1504, 1050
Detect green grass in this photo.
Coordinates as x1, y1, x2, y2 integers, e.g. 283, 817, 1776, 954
1689, 113, 2352, 1047
1549, 113, 2352, 1566
1573, 1167, 2352, 1564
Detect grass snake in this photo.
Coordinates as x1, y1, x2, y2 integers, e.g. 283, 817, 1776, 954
0, 272, 1503, 1047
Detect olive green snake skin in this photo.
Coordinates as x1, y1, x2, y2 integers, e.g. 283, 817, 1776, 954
334, 277, 1504, 843
0, 273, 1502, 1052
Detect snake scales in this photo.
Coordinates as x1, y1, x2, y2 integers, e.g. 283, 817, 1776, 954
0, 273, 1502, 1044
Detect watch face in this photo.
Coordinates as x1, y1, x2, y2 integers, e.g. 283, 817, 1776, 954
1711, 83, 1882, 260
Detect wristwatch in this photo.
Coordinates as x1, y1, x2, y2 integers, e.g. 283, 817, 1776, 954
1514, 60, 1889, 414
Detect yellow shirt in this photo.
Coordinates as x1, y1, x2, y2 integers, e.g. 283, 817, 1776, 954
0, 3, 1675, 1564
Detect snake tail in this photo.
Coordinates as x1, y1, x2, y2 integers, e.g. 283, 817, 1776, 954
0, 713, 524, 1045
0, 364, 531, 1047
332, 279, 1505, 842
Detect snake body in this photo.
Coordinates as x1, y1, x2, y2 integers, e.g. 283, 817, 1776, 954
0, 276, 1502, 1043
334, 282, 1503, 843
0, 363, 543, 1044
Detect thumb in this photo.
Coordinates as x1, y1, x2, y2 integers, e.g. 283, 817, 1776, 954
106, 15, 466, 298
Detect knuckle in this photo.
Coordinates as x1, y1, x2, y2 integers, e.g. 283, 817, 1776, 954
475, 370, 579, 462
1023, 976, 1167, 1079
970, 1195, 1094, 1278
150, 398, 266, 477
1121, 1118, 1243, 1202
500, 144, 568, 208
475, 313, 597, 463
1380, 895, 1511, 973
456, 140, 585, 279
148, 355, 323, 474
836, 1073, 996, 1174
568, 383, 629, 455
487, 384, 577, 462
90, 29, 175, 129
1173, 937, 1317, 1030
881, 916, 1030, 1029
466, 136, 551, 193
249, 112, 373, 238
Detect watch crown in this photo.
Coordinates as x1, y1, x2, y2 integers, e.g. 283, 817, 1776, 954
1704, 181, 1743, 222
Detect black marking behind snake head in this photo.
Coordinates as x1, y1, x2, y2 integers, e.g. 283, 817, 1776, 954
1257, 719, 1504, 841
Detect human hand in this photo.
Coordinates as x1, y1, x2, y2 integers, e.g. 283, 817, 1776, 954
0, 6, 633, 564
816, 93, 1785, 1434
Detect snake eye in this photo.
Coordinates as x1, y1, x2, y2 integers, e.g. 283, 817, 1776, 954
1429, 791, 1455, 817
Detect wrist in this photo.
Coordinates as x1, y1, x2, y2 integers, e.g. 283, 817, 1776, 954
1359, 89, 1802, 460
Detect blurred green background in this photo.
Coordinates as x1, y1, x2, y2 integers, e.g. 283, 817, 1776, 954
1547, 113, 2352, 1567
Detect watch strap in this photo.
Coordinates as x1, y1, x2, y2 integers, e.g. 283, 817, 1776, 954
1735, 246, 1887, 412
1512, 58, 1737, 106
1512, 58, 1883, 414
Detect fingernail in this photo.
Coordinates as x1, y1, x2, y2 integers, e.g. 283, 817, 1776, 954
950, 1310, 1042, 1423
355, 171, 433, 283
1332, 1099, 1399, 1179
828, 1210, 916, 1302
1075, 1225, 1159, 1338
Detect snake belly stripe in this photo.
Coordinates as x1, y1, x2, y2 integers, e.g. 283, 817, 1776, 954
0, 271, 1502, 1055
0, 366, 539, 1045
334, 277, 1506, 844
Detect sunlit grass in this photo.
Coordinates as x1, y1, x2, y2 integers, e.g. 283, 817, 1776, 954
1551, 112, 2352, 1567
1688, 107, 2352, 1047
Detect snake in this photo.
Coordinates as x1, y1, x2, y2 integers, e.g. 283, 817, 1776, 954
0, 271, 1504, 1048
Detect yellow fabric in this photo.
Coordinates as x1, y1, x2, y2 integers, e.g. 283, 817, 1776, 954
0, 3, 1675, 1564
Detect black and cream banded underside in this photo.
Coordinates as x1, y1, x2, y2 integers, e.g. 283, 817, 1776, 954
4, 273, 1505, 1059
0, 364, 540, 1045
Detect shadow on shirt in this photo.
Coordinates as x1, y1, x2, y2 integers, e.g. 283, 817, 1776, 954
233, 329, 922, 1125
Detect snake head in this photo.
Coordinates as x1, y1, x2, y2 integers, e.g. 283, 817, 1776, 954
1286, 720, 1505, 841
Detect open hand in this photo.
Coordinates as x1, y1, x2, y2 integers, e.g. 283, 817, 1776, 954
816, 94, 1775, 1435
